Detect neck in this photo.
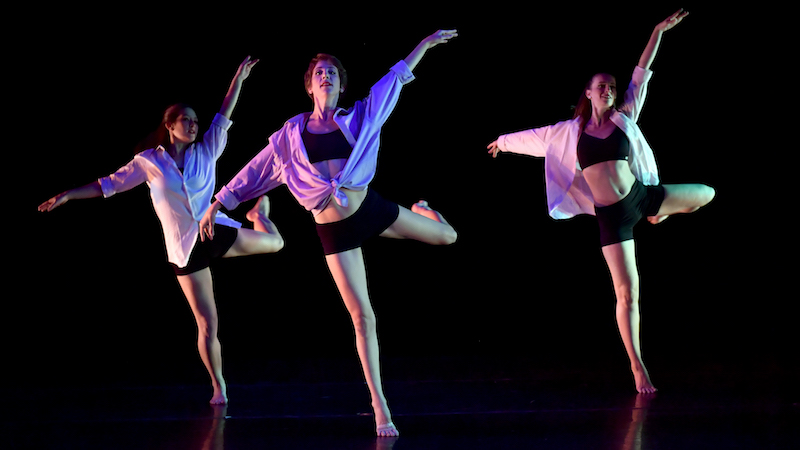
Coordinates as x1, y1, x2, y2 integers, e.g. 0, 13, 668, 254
166, 140, 190, 156
310, 94, 338, 121
588, 107, 613, 128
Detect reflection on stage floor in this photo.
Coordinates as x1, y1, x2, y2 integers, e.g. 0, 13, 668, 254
7, 357, 798, 449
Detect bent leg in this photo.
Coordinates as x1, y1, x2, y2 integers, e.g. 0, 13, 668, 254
380, 201, 457, 245
601, 240, 657, 394
648, 183, 715, 224
176, 268, 227, 404
325, 248, 398, 436
223, 196, 285, 257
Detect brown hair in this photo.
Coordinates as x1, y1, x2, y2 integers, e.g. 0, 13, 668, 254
303, 53, 348, 100
134, 103, 193, 154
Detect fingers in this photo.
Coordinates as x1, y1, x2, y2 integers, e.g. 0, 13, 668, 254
200, 221, 215, 242
436, 29, 458, 43
661, 9, 688, 30
38, 196, 62, 212
487, 141, 500, 158
428, 29, 458, 47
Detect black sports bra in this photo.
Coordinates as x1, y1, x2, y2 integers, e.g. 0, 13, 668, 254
302, 123, 352, 164
577, 126, 630, 169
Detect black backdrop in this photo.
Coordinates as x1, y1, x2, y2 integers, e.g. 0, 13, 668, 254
13, 4, 793, 389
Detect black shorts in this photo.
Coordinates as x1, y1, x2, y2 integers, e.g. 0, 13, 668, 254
172, 224, 239, 275
595, 180, 665, 247
315, 189, 400, 255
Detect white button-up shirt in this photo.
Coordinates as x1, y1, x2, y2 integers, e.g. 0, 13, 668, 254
215, 61, 415, 216
99, 113, 240, 268
497, 66, 660, 219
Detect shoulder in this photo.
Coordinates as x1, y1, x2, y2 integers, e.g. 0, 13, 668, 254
134, 147, 160, 161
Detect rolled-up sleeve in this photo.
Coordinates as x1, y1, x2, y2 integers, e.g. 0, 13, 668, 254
622, 66, 654, 123
216, 138, 284, 211
199, 113, 233, 159
363, 61, 416, 125
98, 157, 148, 198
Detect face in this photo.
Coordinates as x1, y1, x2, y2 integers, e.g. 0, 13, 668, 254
307, 60, 343, 100
586, 74, 617, 110
167, 107, 199, 144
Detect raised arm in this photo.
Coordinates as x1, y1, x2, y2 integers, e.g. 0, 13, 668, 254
403, 29, 458, 72
638, 9, 689, 70
219, 56, 259, 119
38, 180, 103, 212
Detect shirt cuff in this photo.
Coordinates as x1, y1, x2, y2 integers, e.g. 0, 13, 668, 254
98, 177, 115, 198
390, 60, 416, 85
211, 113, 233, 130
215, 186, 241, 211
633, 66, 653, 85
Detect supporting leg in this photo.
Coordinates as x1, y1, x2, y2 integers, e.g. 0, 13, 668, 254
325, 247, 399, 437
177, 268, 228, 404
601, 240, 657, 394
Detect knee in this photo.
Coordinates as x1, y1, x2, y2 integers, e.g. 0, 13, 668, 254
438, 225, 458, 246
701, 185, 716, 206
350, 310, 377, 337
270, 235, 285, 253
195, 311, 220, 338
614, 282, 640, 310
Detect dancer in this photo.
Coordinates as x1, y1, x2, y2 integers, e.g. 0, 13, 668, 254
487, 10, 714, 393
200, 30, 459, 436
38, 56, 284, 404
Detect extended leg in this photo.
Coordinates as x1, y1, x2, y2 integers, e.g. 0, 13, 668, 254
223, 196, 285, 257
325, 247, 398, 437
648, 183, 715, 224
177, 268, 227, 404
601, 240, 657, 393
380, 200, 457, 245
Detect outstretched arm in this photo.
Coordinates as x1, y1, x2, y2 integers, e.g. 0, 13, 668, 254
38, 180, 103, 212
404, 29, 458, 72
219, 56, 259, 119
638, 9, 689, 70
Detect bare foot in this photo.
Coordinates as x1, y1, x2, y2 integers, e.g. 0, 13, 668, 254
245, 196, 270, 223
376, 422, 399, 437
632, 365, 657, 394
373, 402, 399, 437
411, 200, 445, 223
210, 382, 228, 405
647, 215, 669, 225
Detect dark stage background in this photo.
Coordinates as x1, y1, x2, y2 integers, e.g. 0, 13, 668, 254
12, 4, 793, 394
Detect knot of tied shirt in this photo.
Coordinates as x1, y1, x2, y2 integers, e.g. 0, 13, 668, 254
331, 179, 349, 208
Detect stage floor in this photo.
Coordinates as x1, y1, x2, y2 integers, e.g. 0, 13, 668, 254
7, 357, 798, 449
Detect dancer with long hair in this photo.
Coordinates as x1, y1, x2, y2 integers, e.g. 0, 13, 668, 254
38, 56, 284, 404
200, 30, 459, 435
487, 10, 714, 393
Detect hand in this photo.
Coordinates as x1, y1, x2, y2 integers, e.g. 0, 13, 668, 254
655, 9, 689, 33
487, 140, 501, 158
38, 192, 68, 212
200, 201, 223, 241
422, 29, 458, 50
234, 55, 259, 82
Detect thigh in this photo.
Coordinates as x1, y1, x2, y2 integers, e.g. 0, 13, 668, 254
380, 205, 452, 244
656, 183, 715, 216
324, 248, 373, 316
176, 268, 218, 320
601, 240, 639, 293
223, 228, 282, 258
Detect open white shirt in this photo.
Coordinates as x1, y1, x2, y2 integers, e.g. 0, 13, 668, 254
215, 61, 416, 216
497, 66, 660, 219
99, 113, 240, 268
